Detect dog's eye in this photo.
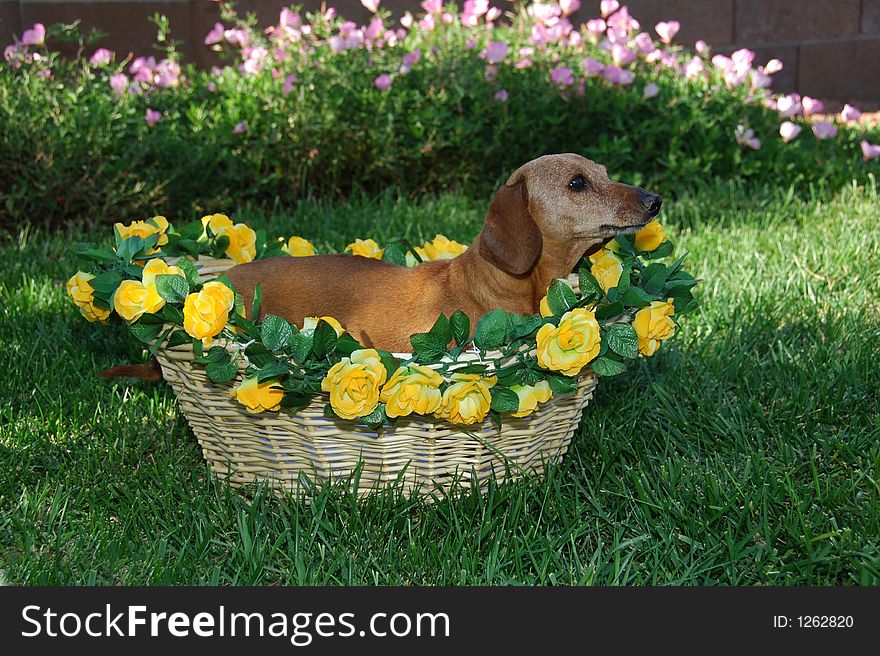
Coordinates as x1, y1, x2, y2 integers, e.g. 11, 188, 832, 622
568, 175, 589, 191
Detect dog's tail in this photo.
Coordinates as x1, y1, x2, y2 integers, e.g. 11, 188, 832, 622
100, 357, 163, 382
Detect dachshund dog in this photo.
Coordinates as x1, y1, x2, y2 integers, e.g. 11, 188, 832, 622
226, 153, 661, 352
102, 153, 660, 379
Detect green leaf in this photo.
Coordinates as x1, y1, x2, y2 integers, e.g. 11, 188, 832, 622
641, 240, 674, 259
244, 343, 276, 368
450, 310, 470, 346
257, 360, 288, 382
616, 259, 633, 292
165, 329, 191, 348
206, 358, 239, 384
545, 373, 578, 394
89, 270, 123, 295
160, 304, 185, 325
591, 356, 628, 377
251, 284, 262, 321
192, 345, 228, 365
508, 314, 543, 340
116, 236, 145, 265
334, 333, 363, 357
410, 331, 449, 359
311, 321, 338, 359
176, 239, 200, 258
490, 387, 521, 414
290, 332, 313, 361
516, 367, 542, 387
359, 403, 387, 426
70, 243, 118, 262
620, 286, 656, 307
428, 313, 453, 346
604, 323, 639, 359
596, 301, 625, 321
453, 363, 489, 375
578, 267, 604, 300
474, 308, 509, 351
261, 314, 293, 351
280, 392, 312, 414
155, 274, 189, 304
129, 322, 163, 344
177, 220, 205, 241
641, 263, 668, 295
547, 278, 577, 314
612, 235, 635, 256
175, 257, 201, 287
381, 242, 408, 266
376, 350, 400, 378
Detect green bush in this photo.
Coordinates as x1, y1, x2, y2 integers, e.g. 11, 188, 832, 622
1, 2, 877, 228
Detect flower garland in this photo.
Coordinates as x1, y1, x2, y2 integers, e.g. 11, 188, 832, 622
67, 214, 698, 426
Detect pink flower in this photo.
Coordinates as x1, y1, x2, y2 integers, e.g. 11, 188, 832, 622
154, 59, 181, 87
129, 56, 156, 84
109, 73, 128, 98
486, 7, 502, 22
374, 73, 393, 90
655, 21, 680, 45
282, 73, 297, 94
600, 1, 620, 17
750, 68, 771, 89
763, 58, 783, 75
421, 0, 442, 14
583, 57, 604, 76
280, 9, 300, 28
461, 0, 489, 27
812, 121, 837, 140
560, 0, 581, 16
233, 121, 248, 135
611, 43, 636, 66
550, 66, 574, 87
779, 121, 801, 143
643, 82, 659, 98
494, 89, 509, 102
361, 0, 381, 12
731, 48, 755, 69
683, 56, 704, 80
205, 22, 225, 45
21, 23, 46, 47
776, 94, 802, 118
802, 96, 823, 115
585, 19, 606, 37
207, 81, 217, 93
223, 29, 250, 48
89, 48, 114, 65
634, 32, 656, 54
401, 12, 414, 28
860, 140, 880, 161
602, 65, 633, 85
145, 108, 161, 127
840, 104, 861, 122
695, 40, 709, 55
364, 18, 384, 41
735, 125, 761, 150
484, 64, 498, 81
483, 41, 509, 64
37, 69, 52, 79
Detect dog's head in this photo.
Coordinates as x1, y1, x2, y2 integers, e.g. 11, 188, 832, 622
479, 153, 662, 275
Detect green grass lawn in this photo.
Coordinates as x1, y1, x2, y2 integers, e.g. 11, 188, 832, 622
1, 179, 878, 585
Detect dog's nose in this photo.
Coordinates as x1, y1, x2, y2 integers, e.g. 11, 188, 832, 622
640, 191, 662, 218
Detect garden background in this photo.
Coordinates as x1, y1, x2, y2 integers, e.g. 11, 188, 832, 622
1, 1, 879, 584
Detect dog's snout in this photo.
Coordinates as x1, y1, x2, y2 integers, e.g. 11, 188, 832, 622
640, 191, 662, 218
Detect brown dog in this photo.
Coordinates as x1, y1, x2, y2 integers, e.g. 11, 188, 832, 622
226, 153, 661, 352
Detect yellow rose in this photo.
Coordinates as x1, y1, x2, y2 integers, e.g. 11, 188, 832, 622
113, 279, 164, 322
510, 381, 553, 417
345, 238, 384, 260
201, 213, 234, 236
150, 216, 170, 246
183, 281, 234, 343
379, 365, 445, 418
302, 315, 345, 337
234, 376, 284, 414
589, 248, 623, 293
321, 349, 388, 420
536, 308, 601, 376
634, 220, 666, 252
141, 258, 184, 288
415, 234, 468, 261
435, 373, 497, 425
66, 271, 111, 323
282, 236, 316, 257
223, 224, 257, 264
539, 295, 553, 317
633, 299, 676, 356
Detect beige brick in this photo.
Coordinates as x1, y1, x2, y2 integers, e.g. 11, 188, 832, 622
736, 0, 860, 43
798, 37, 880, 100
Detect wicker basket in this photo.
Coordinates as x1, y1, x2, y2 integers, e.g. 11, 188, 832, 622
155, 255, 598, 498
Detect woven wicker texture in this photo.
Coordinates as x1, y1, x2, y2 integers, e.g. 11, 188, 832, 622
155, 255, 597, 497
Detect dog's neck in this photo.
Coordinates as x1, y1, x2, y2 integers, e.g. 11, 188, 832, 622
452, 235, 599, 317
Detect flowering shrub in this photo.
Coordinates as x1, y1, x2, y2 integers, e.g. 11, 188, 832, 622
2, 2, 878, 227
66, 212, 697, 425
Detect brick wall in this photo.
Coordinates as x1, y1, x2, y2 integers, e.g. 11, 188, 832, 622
2, 0, 877, 101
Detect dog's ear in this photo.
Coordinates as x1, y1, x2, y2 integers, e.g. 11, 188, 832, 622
479, 179, 543, 276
